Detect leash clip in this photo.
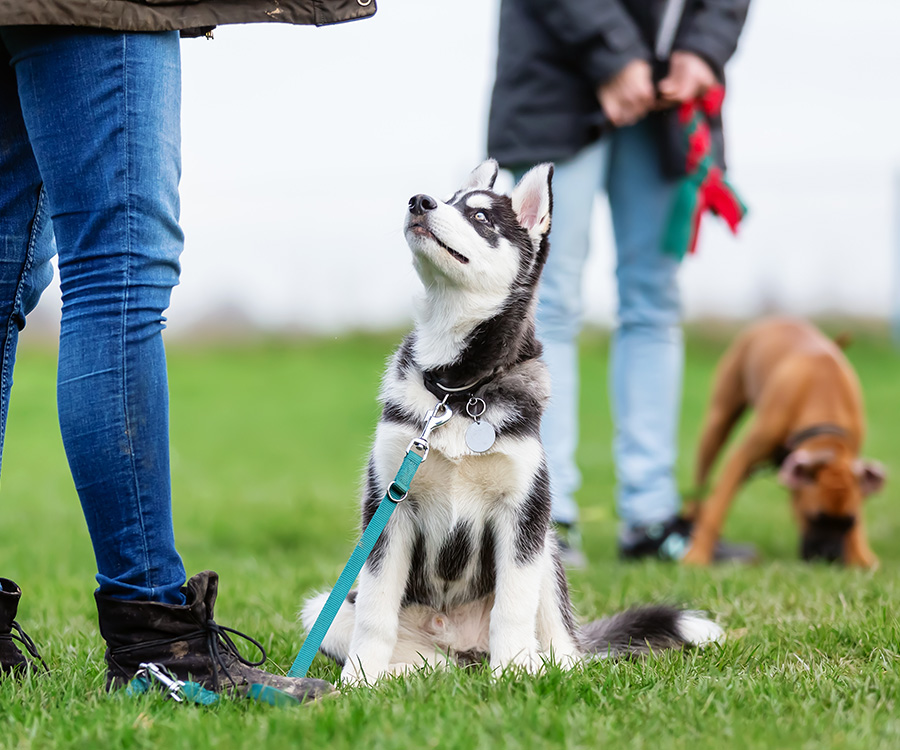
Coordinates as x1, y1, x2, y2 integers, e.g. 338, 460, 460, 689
135, 662, 187, 703
406, 400, 453, 461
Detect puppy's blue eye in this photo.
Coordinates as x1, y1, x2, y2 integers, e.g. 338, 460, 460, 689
474, 211, 491, 225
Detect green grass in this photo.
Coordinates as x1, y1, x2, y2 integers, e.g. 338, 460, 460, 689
0, 325, 898, 749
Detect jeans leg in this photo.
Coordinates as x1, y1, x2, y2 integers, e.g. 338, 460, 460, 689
3, 28, 186, 603
0, 39, 56, 473
606, 120, 683, 531
522, 141, 607, 526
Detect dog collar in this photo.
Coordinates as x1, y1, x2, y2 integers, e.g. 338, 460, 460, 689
785, 423, 849, 451
421, 371, 493, 401
772, 423, 850, 467
421, 371, 499, 453
431, 377, 483, 393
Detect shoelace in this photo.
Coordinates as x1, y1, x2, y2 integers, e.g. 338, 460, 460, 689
1, 620, 49, 672
111, 618, 267, 693
203, 619, 266, 692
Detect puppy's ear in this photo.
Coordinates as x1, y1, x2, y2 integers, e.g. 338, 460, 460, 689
460, 159, 499, 192
778, 450, 824, 489
511, 163, 553, 238
854, 459, 886, 497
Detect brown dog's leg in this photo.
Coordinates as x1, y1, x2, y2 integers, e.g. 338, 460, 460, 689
683, 422, 782, 565
695, 345, 749, 488
695, 401, 747, 488
687, 344, 748, 520
683, 448, 754, 564
844, 521, 879, 569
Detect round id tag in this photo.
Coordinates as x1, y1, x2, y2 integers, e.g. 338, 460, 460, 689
465, 396, 496, 453
466, 420, 496, 453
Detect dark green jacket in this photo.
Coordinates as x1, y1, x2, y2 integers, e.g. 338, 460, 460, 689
0, 0, 375, 33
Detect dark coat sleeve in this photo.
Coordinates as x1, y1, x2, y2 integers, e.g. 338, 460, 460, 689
520, 0, 651, 86
674, 0, 751, 76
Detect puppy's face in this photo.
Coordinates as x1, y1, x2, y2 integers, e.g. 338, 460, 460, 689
780, 450, 886, 562
403, 160, 552, 299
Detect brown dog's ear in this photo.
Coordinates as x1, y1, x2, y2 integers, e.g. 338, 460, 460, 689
778, 449, 829, 489
854, 459, 886, 497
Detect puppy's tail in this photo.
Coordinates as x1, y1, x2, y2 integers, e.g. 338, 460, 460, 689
577, 605, 723, 657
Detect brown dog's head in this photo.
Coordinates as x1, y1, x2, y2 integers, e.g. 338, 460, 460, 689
779, 449, 885, 563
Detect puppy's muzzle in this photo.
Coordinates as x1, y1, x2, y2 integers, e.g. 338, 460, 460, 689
409, 194, 438, 215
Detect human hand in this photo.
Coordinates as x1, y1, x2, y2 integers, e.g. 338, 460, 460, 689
597, 59, 655, 127
657, 51, 717, 105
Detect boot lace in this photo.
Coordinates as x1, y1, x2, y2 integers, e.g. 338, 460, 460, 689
110, 618, 267, 693
1, 620, 49, 672
203, 619, 266, 692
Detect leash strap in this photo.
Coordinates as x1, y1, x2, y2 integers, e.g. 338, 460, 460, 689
287, 450, 422, 678
287, 399, 452, 679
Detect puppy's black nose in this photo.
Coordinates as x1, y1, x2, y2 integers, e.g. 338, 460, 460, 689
409, 194, 438, 215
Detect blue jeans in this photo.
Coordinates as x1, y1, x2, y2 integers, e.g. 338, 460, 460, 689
530, 121, 682, 531
0, 27, 187, 603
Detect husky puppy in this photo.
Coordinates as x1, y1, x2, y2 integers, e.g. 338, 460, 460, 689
302, 161, 723, 685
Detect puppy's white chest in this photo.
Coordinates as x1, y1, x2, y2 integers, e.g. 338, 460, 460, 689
374, 421, 542, 507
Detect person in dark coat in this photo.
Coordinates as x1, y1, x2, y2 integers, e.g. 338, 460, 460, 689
488, 0, 753, 565
0, 1, 373, 698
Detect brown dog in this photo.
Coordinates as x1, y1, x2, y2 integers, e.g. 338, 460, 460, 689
683, 318, 885, 567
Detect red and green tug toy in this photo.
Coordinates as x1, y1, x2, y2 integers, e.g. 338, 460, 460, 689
662, 84, 747, 259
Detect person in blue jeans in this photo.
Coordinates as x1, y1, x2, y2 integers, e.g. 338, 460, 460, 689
489, 0, 755, 565
0, 0, 374, 695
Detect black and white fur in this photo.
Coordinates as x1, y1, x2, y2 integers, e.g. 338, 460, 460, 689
302, 161, 723, 684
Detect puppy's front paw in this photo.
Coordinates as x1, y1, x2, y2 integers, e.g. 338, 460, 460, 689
385, 662, 423, 677
341, 658, 382, 687
490, 648, 544, 676
544, 649, 581, 670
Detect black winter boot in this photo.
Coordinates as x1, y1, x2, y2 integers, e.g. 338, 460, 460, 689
96, 571, 332, 703
0, 578, 46, 677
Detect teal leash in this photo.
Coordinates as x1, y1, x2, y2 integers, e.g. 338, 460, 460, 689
287, 398, 453, 680
126, 398, 454, 707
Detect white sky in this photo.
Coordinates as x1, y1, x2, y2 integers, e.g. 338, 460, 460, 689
23, 0, 900, 336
